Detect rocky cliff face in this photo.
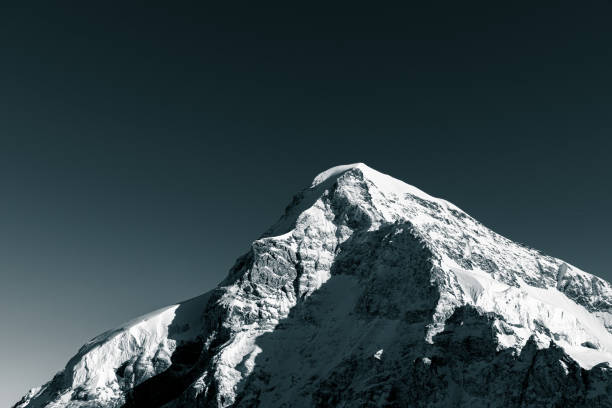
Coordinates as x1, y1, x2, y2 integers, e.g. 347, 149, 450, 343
14, 163, 612, 407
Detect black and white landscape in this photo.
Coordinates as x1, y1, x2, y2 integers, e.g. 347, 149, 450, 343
15, 164, 612, 407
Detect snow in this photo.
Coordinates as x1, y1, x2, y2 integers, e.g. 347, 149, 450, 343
16, 292, 212, 407
311, 163, 460, 211
559, 359, 569, 375
311, 163, 366, 187
74, 304, 179, 386
451, 265, 612, 368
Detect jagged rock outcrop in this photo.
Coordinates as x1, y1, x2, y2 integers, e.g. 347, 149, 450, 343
14, 163, 612, 407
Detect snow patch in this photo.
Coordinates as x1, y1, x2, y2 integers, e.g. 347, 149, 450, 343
451, 266, 612, 369
311, 163, 367, 187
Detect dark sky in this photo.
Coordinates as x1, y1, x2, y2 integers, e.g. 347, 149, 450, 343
1, 2, 611, 404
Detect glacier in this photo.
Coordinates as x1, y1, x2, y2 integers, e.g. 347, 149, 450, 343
14, 163, 612, 407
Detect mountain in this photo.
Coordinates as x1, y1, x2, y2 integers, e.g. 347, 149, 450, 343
14, 163, 612, 408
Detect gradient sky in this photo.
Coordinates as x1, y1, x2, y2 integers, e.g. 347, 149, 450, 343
1, 2, 611, 405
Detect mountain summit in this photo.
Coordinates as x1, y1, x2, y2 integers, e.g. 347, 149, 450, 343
15, 163, 612, 407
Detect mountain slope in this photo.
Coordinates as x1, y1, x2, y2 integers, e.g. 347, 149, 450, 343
15, 163, 612, 407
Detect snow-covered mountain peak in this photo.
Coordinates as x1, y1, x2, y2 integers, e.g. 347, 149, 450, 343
311, 162, 456, 209
15, 164, 612, 408
310, 162, 367, 187
307, 164, 612, 365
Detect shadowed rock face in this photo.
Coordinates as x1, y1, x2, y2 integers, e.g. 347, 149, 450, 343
14, 164, 612, 408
